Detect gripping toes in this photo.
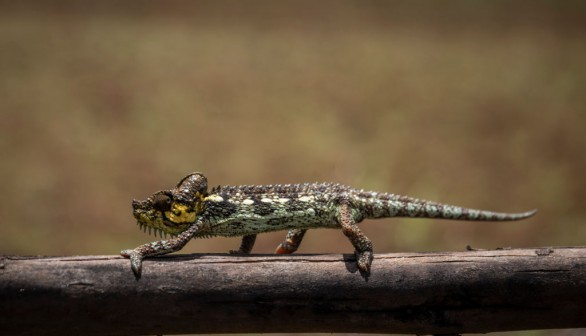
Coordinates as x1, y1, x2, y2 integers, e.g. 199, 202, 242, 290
121, 249, 144, 278
275, 229, 307, 254
230, 234, 257, 254
120, 249, 133, 257
355, 250, 373, 273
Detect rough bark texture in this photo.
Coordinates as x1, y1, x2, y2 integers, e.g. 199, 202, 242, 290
1, 247, 586, 335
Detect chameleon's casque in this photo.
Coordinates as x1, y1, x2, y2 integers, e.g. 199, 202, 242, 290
122, 172, 537, 278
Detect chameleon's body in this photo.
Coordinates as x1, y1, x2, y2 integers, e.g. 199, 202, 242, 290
122, 172, 536, 277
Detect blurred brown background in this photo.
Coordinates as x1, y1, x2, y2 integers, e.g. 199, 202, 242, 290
0, 1, 585, 333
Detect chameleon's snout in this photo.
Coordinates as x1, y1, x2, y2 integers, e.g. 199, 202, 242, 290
131, 199, 150, 221
132, 199, 140, 208
132, 199, 149, 210
132, 200, 142, 220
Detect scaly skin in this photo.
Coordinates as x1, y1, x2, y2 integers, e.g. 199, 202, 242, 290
121, 172, 537, 278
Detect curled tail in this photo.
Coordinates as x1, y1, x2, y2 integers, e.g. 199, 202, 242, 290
353, 191, 537, 221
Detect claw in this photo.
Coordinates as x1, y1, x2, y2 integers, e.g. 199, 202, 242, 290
356, 250, 373, 274
121, 249, 144, 279
129, 253, 144, 279
120, 249, 133, 257
275, 243, 293, 254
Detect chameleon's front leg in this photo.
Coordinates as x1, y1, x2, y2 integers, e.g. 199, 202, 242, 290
229, 234, 257, 254
121, 221, 202, 278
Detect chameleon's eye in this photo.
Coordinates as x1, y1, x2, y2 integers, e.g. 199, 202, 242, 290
152, 193, 172, 212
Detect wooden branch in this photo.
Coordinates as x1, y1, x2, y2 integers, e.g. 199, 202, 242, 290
1, 247, 586, 335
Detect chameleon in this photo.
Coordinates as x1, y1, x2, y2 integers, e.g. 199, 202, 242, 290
121, 172, 537, 278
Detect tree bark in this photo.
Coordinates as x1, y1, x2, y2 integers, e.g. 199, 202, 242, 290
1, 247, 585, 335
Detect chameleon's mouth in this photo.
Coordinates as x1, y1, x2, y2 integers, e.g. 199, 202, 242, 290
132, 199, 175, 238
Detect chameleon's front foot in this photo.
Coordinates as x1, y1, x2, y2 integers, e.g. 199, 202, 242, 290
121, 249, 144, 279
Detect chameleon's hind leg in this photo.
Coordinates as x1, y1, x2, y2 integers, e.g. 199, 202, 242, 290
230, 234, 257, 254
336, 200, 373, 274
275, 229, 307, 254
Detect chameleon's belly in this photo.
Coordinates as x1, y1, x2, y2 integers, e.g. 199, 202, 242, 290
201, 197, 337, 237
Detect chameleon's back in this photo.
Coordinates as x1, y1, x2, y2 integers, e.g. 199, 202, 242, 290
200, 183, 351, 236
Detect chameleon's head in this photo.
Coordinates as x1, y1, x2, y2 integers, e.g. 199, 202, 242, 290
132, 173, 208, 237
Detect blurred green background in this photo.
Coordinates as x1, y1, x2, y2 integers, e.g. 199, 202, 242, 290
1, 1, 585, 334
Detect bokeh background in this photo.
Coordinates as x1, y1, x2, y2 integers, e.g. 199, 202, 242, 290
1, 1, 585, 335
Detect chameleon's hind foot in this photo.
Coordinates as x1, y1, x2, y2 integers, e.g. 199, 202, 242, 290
355, 250, 373, 274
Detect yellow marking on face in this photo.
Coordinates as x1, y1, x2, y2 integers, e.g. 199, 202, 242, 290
165, 203, 196, 223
